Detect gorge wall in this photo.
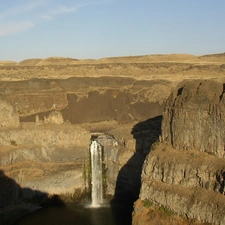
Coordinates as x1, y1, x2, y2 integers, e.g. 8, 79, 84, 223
0, 77, 172, 224
134, 79, 225, 225
1, 77, 170, 123
2, 63, 225, 225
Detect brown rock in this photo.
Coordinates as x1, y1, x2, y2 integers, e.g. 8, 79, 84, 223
162, 79, 225, 158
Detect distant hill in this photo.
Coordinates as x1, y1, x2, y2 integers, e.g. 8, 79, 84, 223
200, 52, 225, 58
18, 57, 79, 66
198, 52, 225, 62
19, 58, 42, 66
1, 53, 225, 67
0, 61, 17, 66
36, 57, 79, 66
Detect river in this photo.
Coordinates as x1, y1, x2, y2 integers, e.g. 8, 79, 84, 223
14, 200, 132, 225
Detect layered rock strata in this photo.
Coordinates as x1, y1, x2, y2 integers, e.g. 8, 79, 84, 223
0, 77, 170, 124
0, 124, 90, 203
134, 79, 225, 225
162, 79, 225, 158
0, 77, 168, 224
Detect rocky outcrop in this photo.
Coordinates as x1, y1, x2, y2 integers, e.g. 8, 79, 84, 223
142, 144, 225, 193
162, 79, 225, 158
91, 134, 121, 196
138, 143, 225, 224
134, 79, 225, 225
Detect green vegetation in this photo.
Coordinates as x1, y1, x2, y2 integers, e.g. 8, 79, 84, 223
158, 205, 176, 217
142, 199, 214, 224
102, 162, 107, 198
143, 199, 176, 217
82, 160, 91, 198
143, 199, 153, 207
10, 140, 18, 146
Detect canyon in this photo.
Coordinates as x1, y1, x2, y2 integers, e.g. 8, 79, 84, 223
0, 53, 225, 224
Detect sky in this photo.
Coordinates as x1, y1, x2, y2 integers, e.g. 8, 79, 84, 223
0, 0, 225, 62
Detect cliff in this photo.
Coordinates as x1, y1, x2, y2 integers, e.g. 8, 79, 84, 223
134, 79, 225, 225
162, 79, 225, 158
0, 76, 168, 224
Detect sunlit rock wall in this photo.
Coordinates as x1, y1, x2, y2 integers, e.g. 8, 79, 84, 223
162, 79, 225, 158
135, 79, 225, 225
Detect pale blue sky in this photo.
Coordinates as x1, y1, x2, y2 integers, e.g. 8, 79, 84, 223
0, 0, 225, 61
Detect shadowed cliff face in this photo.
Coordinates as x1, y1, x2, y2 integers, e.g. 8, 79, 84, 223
0, 169, 66, 225
111, 116, 162, 225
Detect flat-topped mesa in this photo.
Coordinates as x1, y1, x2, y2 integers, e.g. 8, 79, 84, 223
162, 79, 225, 158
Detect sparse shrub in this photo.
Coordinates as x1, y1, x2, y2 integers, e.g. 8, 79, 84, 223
158, 206, 175, 217
10, 140, 18, 146
191, 153, 197, 158
143, 199, 153, 207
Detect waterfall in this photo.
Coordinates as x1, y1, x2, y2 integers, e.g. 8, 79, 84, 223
90, 140, 103, 207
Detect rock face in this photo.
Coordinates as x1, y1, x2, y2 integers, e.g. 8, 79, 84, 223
0, 123, 91, 224
134, 79, 225, 225
0, 77, 169, 224
91, 134, 120, 196
0, 124, 90, 204
138, 144, 225, 224
162, 79, 225, 158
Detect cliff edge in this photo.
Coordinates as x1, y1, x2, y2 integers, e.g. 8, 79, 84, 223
134, 79, 225, 225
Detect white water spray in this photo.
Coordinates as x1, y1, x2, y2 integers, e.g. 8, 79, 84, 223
90, 140, 103, 207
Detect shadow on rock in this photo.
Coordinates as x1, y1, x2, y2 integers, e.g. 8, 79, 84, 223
0, 169, 64, 225
111, 115, 162, 225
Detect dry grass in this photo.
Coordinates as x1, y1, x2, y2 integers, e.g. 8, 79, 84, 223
0, 53, 225, 81
133, 199, 212, 225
